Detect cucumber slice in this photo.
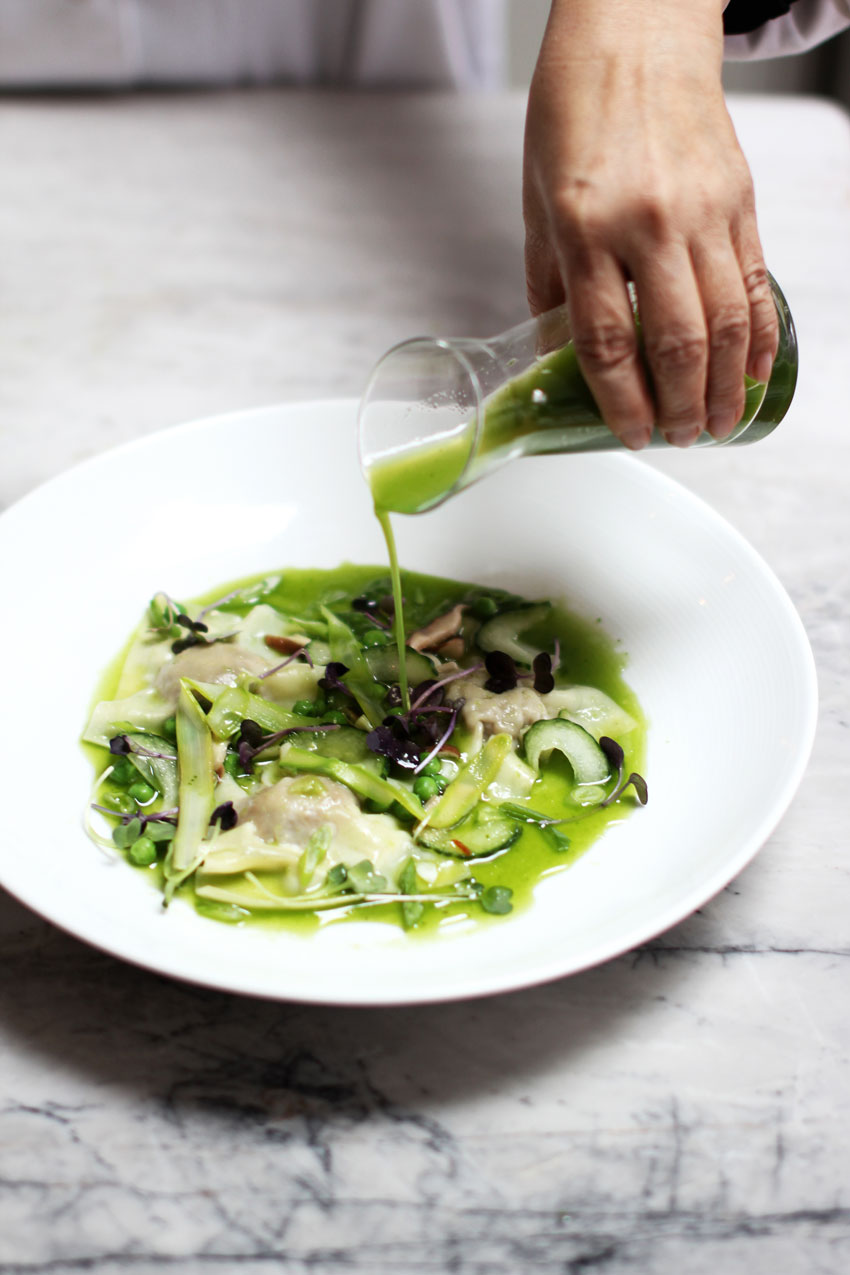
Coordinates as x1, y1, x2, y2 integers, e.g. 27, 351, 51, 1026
523, 718, 610, 786
364, 645, 435, 688
419, 806, 521, 858
476, 604, 551, 665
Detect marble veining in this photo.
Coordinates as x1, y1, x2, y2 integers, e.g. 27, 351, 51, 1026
1, 90, 849, 1273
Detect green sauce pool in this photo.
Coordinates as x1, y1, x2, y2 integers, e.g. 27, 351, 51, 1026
89, 562, 645, 935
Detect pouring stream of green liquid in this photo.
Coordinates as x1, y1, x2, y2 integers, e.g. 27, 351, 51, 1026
368, 337, 773, 704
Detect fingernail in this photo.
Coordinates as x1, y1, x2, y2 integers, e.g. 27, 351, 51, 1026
665, 427, 701, 448
752, 353, 774, 384
707, 409, 738, 440
620, 428, 650, 451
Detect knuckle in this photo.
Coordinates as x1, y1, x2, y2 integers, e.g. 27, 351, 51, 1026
707, 306, 749, 356
646, 329, 707, 375
742, 263, 772, 305
573, 325, 636, 375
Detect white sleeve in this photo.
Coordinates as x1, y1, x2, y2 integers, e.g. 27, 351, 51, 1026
724, 0, 850, 60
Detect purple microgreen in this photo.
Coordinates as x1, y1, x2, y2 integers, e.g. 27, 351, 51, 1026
484, 650, 519, 694
236, 719, 339, 771
352, 596, 377, 613
108, 734, 174, 761
410, 662, 482, 712
378, 594, 396, 619
175, 613, 209, 635
599, 735, 625, 770
532, 652, 555, 694
408, 679, 442, 713
626, 772, 648, 805
412, 702, 461, 774
366, 718, 421, 770
258, 644, 313, 678
171, 634, 202, 655
319, 662, 354, 697
197, 588, 242, 620
169, 613, 237, 655
595, 736, 648, 808
384, 684, 403, 708
210, 802, 238, 831
363, 612, 390, 630
91, 805, 178, 834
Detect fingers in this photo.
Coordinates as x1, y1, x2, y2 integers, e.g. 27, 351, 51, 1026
562, 233, 776, 448
690, 240, 750, 441
629, 246, 709, 446
738, 242, 780, 385
564, 253, 654, 448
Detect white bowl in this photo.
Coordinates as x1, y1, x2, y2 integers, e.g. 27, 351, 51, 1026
0, 400, 817, 1004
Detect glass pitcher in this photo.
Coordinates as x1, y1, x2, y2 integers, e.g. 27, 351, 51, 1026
359, 274, 797, 515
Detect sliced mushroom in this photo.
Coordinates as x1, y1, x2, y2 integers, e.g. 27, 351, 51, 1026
408, 604, 466, 652
435, 637, 465, 660
264, 633, 309, 655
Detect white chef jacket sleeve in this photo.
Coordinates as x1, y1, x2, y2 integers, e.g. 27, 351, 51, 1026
724, 0, 850, 60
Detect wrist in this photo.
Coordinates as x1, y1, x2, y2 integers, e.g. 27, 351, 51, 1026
543, 0, 726, 74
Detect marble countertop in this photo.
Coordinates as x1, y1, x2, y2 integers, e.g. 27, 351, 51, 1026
1, 89, 849, 1274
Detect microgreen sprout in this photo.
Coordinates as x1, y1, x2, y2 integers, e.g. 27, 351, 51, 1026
235, 718, 340, 772
318, 662, 355, 697
597, 736, 648, 808
258, 644, 313, 679
532, 652, 555, 693
108, 734, 175, 761
210, 802, 238, 832
484, 650, 555, 694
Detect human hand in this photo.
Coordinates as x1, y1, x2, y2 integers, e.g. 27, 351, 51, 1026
523, 0, 779, 448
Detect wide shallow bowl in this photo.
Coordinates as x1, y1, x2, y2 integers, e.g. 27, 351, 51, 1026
0, 400, 816, 1004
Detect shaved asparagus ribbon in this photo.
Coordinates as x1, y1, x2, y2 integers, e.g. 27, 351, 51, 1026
163, 681, 216, 900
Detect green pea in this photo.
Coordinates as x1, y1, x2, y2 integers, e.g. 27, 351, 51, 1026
362, 629, 390, 648
480, 886, 513, 915
128, 836, 158, 866
420, 756, 443, 777
110, 757, 136, 786
413, 775, 439, 801
161, 715, 177, 741
293, 699, 316, 717
101, 790, 135, 816
472, 596, 499, 619
322, 710, 348, 726
127, 780, 156, 804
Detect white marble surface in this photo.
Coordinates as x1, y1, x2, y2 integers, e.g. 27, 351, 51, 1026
1, 89, 849, 1273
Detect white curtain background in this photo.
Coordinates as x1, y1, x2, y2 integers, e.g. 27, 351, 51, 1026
0, 0, 847, 104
